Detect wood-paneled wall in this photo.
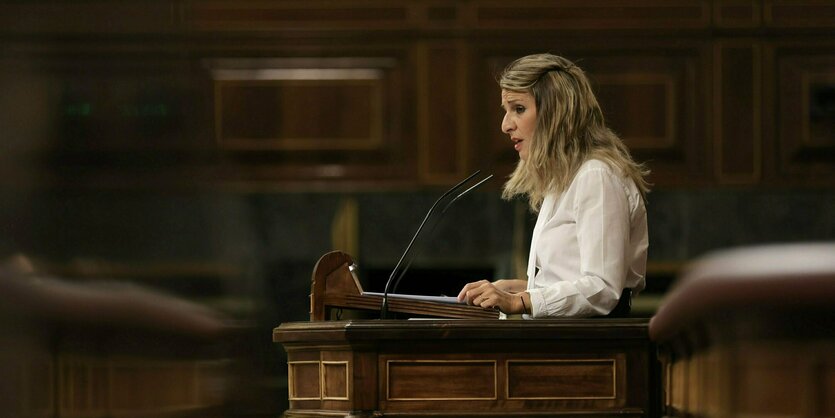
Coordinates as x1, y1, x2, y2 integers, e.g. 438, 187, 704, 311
1, 0, 833, 189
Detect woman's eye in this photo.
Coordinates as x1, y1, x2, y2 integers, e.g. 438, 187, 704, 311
515, 106, 525, 114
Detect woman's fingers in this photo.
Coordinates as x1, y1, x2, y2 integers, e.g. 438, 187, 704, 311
458, 281, 514, 312
457, 280, 489, 303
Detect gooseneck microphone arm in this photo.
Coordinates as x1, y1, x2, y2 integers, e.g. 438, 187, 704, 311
379, 171, 493, 319
388, 174, 494, 298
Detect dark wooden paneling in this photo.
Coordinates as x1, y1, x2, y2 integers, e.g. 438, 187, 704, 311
0, 60, 208, 153
506, 359, 616, 399
186, 1, 412, 32
715, 41, 761, 184
714, 0, 761, 29
20, 351, 54, 418
216, 80, 382, 150
822, 363, 835, 415
205, 55, 418, 184
2, 0, 834, 189
765, 0, 835, 29
387, 360, 496, 400
735, 351, 802, 415
474, 1, 710, 30
55, 355, 228, 417
0, 52, 219, 189
0, 1, 180, 34
418, 43, 469, 183
596, 75, 673, 149
772, 43, 835, 184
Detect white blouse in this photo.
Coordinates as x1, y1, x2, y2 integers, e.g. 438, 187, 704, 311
525, 159, 648, 318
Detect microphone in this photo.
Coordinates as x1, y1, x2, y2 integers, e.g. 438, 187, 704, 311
380, 171, 493, 319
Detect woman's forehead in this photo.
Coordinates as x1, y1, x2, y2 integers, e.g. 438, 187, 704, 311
501, 90, 533, 103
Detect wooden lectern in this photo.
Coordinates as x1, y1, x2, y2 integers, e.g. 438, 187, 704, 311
309, 251, 499, 320
274, 251, 660, 417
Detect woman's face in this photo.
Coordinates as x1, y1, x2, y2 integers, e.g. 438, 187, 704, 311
500, 89, 537, 161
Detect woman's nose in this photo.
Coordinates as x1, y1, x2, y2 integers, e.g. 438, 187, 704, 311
501, 113, 514, 134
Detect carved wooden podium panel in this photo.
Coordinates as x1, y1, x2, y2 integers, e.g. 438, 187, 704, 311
275, 251, 660, 417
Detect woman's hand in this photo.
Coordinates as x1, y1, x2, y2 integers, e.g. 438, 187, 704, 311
492, 279, 528, 293
457, 280, 524, 314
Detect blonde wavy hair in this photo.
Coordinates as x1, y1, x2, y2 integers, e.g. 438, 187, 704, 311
499, 53, 650, 211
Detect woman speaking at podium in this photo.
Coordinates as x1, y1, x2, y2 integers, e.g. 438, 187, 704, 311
457, 53, 649, 318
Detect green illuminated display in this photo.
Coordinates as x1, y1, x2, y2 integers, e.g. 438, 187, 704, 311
65, 103, 92, 117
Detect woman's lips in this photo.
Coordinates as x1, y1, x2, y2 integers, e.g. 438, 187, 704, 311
512, 138, 523, 151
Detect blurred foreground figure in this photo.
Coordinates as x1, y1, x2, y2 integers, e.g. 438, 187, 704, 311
0, 254, 237, 418
649, 243, 835, 418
